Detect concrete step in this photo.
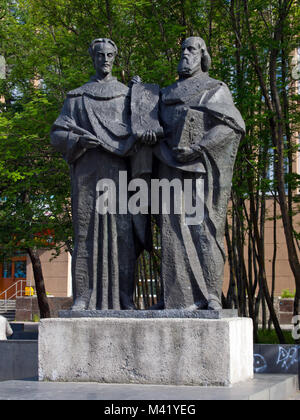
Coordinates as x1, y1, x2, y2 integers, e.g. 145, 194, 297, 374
0, 311, 16, 321
290, 391, 300, 400
0, 307, 16, 314
0, 301, 16, 307
0, 301, 17, 321
0, 303, 16, 311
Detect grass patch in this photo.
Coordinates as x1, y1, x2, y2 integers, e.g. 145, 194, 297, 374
257, 329, 296, 344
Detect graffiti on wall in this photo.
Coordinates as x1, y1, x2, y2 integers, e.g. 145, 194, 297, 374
254, 345, 300, 374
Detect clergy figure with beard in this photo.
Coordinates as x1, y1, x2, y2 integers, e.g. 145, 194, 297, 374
153, 37, 245, 310
51, 38, 159, 311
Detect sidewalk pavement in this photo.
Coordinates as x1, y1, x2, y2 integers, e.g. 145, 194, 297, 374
0, 375, 298, 400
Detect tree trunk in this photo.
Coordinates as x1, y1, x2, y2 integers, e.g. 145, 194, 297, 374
269, 193, 277, 330
268, 5, 300, 318
243, 0, 300, 325
27, 248, 51, 319
225, 217, 238, 309
248, 177, 286, 343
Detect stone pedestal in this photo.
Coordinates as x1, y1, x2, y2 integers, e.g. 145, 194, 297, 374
39, 316, 253, 386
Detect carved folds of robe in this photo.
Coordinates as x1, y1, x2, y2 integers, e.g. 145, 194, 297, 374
154, 74, 245, 309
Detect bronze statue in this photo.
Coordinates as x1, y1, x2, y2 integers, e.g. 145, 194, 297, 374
52, 37, 245, 313
51, 38, 160, 311
153, 37, 245, 310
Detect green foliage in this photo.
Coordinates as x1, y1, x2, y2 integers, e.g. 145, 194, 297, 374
281, 289, 296, 299
0, 1, 299, 330
0, 90, 72, 258
32, 313, 40, 322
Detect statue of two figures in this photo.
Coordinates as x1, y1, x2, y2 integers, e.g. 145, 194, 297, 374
51, 37, 245, 312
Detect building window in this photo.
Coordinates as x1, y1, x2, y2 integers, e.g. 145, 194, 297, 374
0, 253, 27, 298
14, 261, 26, 278
0, 255, 27, 280
3, 261, 12, 279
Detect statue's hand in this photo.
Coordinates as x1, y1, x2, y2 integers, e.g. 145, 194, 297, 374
128, 75, 142, 87
79, 135, 100, 150
173, 146, 201, 163
131, 75, 142, 84
141, 130, 157, 146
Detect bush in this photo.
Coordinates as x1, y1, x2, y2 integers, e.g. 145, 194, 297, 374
281, 289, 296, 299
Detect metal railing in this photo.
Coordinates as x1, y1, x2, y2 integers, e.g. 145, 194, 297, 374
0, 280, 26, 312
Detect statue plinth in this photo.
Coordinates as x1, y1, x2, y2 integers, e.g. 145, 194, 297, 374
39, 316, 253, 386
59, 309, 238, 319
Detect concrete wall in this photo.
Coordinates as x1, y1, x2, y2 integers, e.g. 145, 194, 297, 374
253, 297, 295, 326
223, 198, 300, 297
0, 340, 38, 381
26, 249, 71, 297
16, 297, 73, 322
254, 344, 300, 378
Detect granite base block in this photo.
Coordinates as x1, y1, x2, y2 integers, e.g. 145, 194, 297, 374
59, 309, 238, 319
39, 317, 253, 386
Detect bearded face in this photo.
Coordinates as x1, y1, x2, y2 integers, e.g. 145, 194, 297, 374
177, 39, 203, 78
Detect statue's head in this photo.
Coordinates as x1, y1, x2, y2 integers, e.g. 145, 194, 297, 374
178, 37, 211, 78
89, 38, 118, 78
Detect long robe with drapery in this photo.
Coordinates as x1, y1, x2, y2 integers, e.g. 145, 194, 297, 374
51, 77, 158, 310
154, 73, 245, 309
